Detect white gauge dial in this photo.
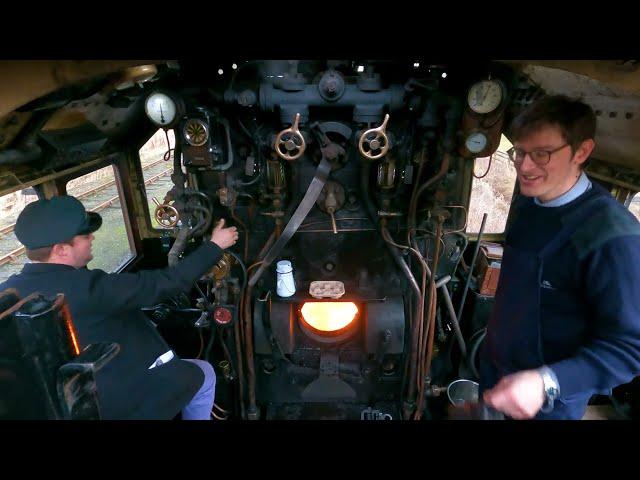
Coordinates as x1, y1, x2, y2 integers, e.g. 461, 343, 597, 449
467, 80, 504, 114
465, 132, 488, 153
145, 92, 177, 127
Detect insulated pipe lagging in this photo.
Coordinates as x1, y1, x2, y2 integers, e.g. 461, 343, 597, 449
167, 226, 190, 267
212, 117, 234, 171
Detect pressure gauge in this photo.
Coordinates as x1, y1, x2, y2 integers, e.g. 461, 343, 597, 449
183, 118, 209, 147
144, 91, 179, 128
467, 79, 504, 114
465, 132, 488, 154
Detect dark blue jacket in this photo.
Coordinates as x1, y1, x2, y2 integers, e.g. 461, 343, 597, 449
482, 182, 640, 418
0, 241, 223, 419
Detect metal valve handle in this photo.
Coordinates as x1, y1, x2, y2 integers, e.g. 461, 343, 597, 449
274, 113, 306, 161
152, 197, 180, 228
358, 113, 390, 160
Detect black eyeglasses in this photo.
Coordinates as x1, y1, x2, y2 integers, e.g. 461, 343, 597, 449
506, 144, 571, 166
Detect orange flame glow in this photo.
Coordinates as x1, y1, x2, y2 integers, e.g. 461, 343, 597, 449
300, 302, 358, 332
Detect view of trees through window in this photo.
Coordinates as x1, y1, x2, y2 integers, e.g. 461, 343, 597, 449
0, 188, 40, 283
139, 128, 176, 229
630, 193, 640, 221
66, 166, 135, 272
466, 135, 518, 234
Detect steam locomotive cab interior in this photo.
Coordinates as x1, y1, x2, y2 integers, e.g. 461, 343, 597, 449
1, 59, 640, 420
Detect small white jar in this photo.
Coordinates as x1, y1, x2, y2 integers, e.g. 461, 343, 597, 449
276, 260, 296, 297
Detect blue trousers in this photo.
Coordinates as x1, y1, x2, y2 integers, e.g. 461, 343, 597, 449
182, 359, 216, 420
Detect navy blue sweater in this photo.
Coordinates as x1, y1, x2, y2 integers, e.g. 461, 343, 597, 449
505, 182, 640, 402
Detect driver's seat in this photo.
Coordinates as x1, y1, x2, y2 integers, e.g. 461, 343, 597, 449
0, 289, 119, 420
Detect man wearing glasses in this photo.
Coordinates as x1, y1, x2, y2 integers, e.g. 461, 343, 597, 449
479, 95, 640, 419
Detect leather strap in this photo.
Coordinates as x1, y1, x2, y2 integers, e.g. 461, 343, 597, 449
248, 156, 332, 287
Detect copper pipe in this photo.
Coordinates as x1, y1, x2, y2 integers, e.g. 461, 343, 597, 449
274, 218, 282, 239
415, 217, 444, 419
255, 232, 276, 264
230, 205, 249, 262
243, 287, 258, 418
407, 148, 426, 245
240, 261, 266, 350
232, 320, 246, 419
239, 231, 276, 420
404, 154, 451, 418
380, 224, 428, 415
425, 225, 441, 375
408, 152, 451, 240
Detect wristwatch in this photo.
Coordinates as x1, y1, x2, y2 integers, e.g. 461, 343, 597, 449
538, 365, 560, 413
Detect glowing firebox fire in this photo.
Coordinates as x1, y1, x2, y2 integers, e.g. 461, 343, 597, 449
300, 302, 358, 332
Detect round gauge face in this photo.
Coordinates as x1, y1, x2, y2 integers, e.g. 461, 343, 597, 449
467, 80, 504, 114
183, 119, 209, 147
465, 132, 488, 153
144, 92, 177, 127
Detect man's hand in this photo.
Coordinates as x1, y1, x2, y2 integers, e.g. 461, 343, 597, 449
210, 219, 239, 250
482, 369, 545, 419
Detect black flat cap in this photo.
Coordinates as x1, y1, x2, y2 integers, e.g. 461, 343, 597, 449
14, 195, 102, 249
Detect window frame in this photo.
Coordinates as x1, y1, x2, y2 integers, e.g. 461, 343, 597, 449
61, 159, 137, 273
136, 128, 177, 234
464, 151, 518, 240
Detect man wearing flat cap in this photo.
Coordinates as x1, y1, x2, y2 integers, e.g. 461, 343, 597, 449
0, 195, 239, 420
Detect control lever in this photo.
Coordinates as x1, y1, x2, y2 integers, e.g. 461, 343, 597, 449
327, 208, 338, 234
310, 122, 345, 163
316, 181, 345, 235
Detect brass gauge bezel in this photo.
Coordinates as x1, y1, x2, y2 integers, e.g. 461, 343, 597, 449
183, 118, 209, 147
467, 79, 506, 115
144, 90, 182, 128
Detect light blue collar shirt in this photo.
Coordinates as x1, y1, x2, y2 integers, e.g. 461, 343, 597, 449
534, 171, 592, 208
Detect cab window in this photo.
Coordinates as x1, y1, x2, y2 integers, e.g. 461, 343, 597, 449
0, 187, 40, 283
630, 193, 640, 222
138, 128, 175, 229
466, 135, 518, 234
66, 165, 135, 272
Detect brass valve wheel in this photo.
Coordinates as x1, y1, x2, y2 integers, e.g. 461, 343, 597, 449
152, 197, 180, 228
274, 113, 306, 161
358, 113, 390, 160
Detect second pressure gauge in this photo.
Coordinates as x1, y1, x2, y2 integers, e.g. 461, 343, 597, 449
144, 91, 180, 128
467, 79, 504, 114
465, 131, 488, 154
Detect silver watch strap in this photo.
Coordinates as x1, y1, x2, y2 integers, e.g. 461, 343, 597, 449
538, 365, 560, 413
